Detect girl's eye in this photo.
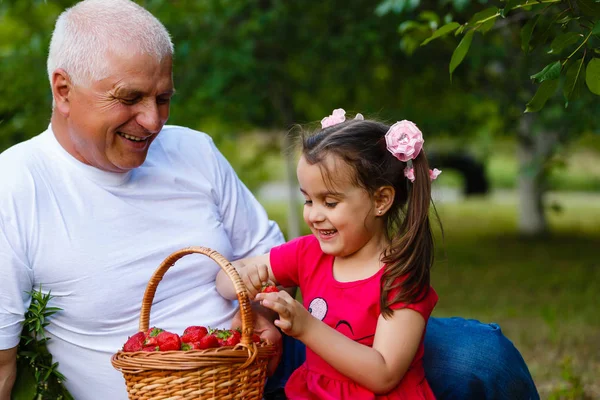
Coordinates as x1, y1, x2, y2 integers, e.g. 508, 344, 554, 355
325, 202, 338, 208
304, 200, 312, 205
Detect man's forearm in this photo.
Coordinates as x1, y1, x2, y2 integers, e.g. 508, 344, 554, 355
0, 347, 17, 399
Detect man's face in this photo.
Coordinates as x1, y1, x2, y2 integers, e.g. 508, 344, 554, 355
64, 50, 174, 172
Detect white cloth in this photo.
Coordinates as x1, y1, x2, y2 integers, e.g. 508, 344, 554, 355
0, 125, 284, 399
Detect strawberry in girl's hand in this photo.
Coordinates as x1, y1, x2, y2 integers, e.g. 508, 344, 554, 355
156, 331, 181, 351
122, 331, 146, 352
181, 326, 208, 343
261, 283, 279, 293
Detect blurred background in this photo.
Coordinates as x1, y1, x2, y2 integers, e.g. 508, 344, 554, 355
1, 0, 599, 398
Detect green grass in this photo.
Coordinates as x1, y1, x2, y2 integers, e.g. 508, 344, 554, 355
260, 193, 600, 399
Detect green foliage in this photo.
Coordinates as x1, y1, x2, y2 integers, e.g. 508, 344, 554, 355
548, 357, 589, 400
413, 0, 600, 111
12, 288, 73, 400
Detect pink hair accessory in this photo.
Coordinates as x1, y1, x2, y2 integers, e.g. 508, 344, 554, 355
385, 120, 424, 162
429, 168, 442, 180
404, 167, 415, 182
321, 108, 346, 128
404, 167, 442, 183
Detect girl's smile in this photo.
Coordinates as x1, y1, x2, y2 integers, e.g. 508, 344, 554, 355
297, 154, 387, 263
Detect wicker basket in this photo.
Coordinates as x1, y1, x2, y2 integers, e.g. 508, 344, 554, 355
111, 247, 277, 400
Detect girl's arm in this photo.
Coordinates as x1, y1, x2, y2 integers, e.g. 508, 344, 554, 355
215, 253, 276, 299
258, 291, 425, 394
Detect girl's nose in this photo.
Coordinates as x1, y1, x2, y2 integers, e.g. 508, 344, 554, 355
308, 206, 326, 223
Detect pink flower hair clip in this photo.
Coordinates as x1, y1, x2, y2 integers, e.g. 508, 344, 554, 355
320, 108, 364, 129
403, 167, 443, 183
385, 120, 424, 162
321, 108, 346, 128
385, 120, 442, 183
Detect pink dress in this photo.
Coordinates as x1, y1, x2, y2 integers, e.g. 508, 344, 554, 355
270, 235, 438, 400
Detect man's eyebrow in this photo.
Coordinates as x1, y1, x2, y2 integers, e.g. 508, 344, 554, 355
114, 88, 176, 97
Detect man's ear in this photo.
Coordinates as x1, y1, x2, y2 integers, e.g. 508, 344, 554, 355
373, 185, 395, 216
51, 69, 72, 116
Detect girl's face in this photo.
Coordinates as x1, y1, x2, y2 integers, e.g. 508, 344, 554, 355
297, 154, 384, 258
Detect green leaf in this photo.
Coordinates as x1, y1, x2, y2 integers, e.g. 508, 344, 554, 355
520, 16, 537, 52
530, 61, 562, 83
593, 20, 600, 35
548, 32, 583, 54
11, 360, 37, 400
399, 20, 422, 34
467, 7, 499, 28
525, 79, 559, 112
449, 30, 475, 79
478, 18, 496, 34
585, 58, 600, 95
576, 0, 600, 17
563, 57, 586, 106
421, 22, 460, 45
418, 11, 440, 25
504, 0, 536, 14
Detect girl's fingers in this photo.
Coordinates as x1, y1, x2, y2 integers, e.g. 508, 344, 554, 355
274, 319, 292, 331
260, 295, 290, 315
247, 267, 263, 291
242, 275, 259, 298
257, 264, 270, 284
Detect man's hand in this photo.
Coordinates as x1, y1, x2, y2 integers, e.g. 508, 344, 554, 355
231, 308, 282, 376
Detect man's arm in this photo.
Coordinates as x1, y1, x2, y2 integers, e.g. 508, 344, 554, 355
0, 346, 17, 398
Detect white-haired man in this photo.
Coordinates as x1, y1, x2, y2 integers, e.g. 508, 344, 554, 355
0, 1, 284, 398
0, 1, 539, 399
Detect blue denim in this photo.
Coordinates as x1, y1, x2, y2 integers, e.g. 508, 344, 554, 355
265, 317, 539, 400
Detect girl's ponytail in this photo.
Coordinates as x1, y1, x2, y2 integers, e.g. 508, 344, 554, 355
380, 152, 435, 318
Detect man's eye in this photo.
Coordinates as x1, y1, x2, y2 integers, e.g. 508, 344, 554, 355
121, 97, 140, 105
157, 97, 171, 105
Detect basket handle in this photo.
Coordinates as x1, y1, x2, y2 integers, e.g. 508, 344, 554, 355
138, 246, 255, 346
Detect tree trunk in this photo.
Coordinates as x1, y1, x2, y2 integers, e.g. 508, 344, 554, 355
516, 114, 557, 236
283, 133, 301, 240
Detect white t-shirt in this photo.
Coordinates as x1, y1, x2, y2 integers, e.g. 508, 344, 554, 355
0, 125, 284, 399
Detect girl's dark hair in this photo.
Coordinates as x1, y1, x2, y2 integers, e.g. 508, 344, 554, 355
301, 118, 436, 318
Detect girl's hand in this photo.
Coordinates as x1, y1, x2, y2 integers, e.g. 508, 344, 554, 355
255, 290, 312, 339
240, 263, 272, 299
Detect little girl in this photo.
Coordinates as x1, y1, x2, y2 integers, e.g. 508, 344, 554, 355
217, 109, 442, 399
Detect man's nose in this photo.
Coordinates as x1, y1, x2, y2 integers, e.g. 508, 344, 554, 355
136, 99, 164, 134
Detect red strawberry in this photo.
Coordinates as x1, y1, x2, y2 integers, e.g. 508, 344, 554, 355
197, 333, 219, 349
181, 326, 208, 343
261, 284, 279, 293
123, 331, 146, 352
156, 331, 181, 351
142, 345, 159, 352
217, 329, 241, 347
181, 342, 192, 351
144, 327, 164, 346
251, 333, 261, 343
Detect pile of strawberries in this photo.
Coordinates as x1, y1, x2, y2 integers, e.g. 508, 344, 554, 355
122, 326, 262, 352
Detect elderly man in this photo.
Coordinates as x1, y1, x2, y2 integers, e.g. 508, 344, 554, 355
0, 0, 539, 399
